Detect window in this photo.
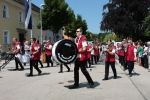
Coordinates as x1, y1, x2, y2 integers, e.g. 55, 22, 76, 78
18, 10, 23, 22
45, 36, 47, 40
3, 30, 10, 44
2, 3, 9, 18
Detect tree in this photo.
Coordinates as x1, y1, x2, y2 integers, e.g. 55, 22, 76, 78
103, 33, 122, 44
40, 0, 73, 42
64, 14, 88, 38
100, 0, 150, 41
143, 10, 150, 36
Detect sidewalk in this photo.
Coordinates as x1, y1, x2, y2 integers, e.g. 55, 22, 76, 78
0, 59, 150, 100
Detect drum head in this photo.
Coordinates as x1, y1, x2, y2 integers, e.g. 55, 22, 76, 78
52, 40, 78, 64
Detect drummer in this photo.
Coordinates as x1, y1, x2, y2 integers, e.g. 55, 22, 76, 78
12, 38, 24, 71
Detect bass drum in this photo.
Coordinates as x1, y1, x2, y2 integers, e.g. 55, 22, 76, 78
52, 39, 78, 64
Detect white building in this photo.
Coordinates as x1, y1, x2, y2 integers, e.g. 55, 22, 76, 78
44, 29, 64, 43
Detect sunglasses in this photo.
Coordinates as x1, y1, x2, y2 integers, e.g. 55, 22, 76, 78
76, 31, 80, 32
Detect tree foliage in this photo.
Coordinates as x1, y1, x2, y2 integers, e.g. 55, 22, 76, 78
64, 14, 88, 38
41, 0, 72, 33
100, 0, 150, 41
143, 10, 150, 36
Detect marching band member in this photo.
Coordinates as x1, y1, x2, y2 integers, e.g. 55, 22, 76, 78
69, 28, 94, 89
87, 42, 92, 68
58, 63, 70, 73
125, 39, 137, 77
12, 38, 24, 71
103, 42, 117, 80
118, 41, 125, 67
27, 38, 42, 76
36, 40, 43, 68
91, 42, 94, 65
45, 40, 53, 67
22, 41, 30, 66
94, 42, 99, 64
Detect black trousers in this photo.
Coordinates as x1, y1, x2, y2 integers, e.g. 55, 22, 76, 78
60, 64, 70, 71
124, 60, 128, 69
127, 61, 134, 75
87, 58, 91, 67
104, 61, 117, 78
46, 55, 53, 67
30, 60, 41, 75
118, 55, 121, 64
38, 59, 43, 67
15, 57, 24, 69
74, 60, 93, 86
120, 56, 125, 66
91, 55, 94, 64
94, 56, 97, 64
143, 55, 148, 68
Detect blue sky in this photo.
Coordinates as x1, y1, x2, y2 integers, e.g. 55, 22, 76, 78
32, 0, 109, 34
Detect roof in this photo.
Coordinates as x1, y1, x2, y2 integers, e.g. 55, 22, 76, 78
14, 0, 40, 13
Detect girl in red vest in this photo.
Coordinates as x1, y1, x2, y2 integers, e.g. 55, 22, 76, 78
125, 39, 137, 77
87, 42, 92, 67
103, 42, 117, 80
27, 38, 42, 76
36, 40, 43, 68
45, 40, 53, 67
12, 38, 24, 71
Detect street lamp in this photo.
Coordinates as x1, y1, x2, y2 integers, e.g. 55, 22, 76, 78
40, 4, 45, 44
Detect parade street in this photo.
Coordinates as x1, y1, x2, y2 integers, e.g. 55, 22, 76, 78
0, 59, 150, 100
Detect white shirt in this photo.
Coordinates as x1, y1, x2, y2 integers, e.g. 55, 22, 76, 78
134, 48, 137, 53
143, 47, 148, 55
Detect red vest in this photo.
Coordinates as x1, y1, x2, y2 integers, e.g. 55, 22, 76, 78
37, 43, 41, 59
126, 45, 135, 61
87, 45, 92, 58
94, 44, 99, 56
45, 43, 52, 56
31, 43, 39, 60
119, 45, 125, 56
13, 42, 21, 54
75, 35, 88, 61
105, 50, 115, 62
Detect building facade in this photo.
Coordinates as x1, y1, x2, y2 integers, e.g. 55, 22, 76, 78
0, 0, 44, 52
44, 29, 64, 43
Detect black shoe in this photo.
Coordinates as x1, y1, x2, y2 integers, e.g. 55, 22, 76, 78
38, 71, 42, 75
58, 71, 63, 73
129, 74, 132, 77
27, 74, 33, 77
114, 76, 117, 79
13, 69, 18, 71
123, 68, 127, 71
89, 64, 91, 68
68, 68, 70, 72
87, 83, 94, 88
69, 85, 79, 89
19, 68, 24, 71
41, 66, 43, 68
46, 66, 50, 67
102, 78, 108, 81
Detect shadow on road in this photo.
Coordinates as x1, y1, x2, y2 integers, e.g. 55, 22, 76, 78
64, 81, 100, 89
25, 72, 50, 77
108, 76, 122, 80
